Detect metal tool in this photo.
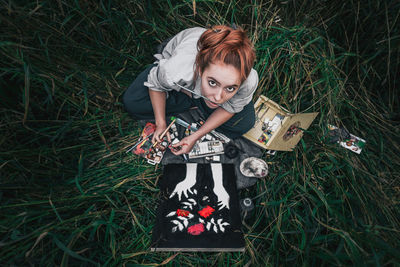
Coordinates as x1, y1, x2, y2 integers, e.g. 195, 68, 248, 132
173, 82, 221, 107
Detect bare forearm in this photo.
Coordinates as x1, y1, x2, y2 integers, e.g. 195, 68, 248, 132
149, 89, 167, 126
170, 107, 233, 155
191, 107, 234, 140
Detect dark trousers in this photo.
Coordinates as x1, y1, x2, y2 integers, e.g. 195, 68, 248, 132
122, 65, 256, 138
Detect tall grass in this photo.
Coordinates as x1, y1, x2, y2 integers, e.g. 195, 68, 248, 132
1, 0, 399, 265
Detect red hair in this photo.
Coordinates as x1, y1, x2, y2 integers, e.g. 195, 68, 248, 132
194, 25, 256, 83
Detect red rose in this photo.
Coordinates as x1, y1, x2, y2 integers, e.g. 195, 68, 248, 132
198, 205, 215, 218
187, 223, 204, 235
176, 209, 190, 217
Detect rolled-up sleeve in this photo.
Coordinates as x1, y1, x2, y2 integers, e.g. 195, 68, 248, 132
144, 27, 206, 93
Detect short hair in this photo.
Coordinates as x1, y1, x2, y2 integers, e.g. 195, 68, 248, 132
194, 25, 256, 83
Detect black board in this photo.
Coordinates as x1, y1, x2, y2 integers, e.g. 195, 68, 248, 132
151, 164, 245, 252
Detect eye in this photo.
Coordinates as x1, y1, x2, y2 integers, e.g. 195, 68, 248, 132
226, 87, 236, 92
208, 80, 217, 87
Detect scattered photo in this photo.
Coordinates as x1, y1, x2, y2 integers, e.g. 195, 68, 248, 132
328, 124, 366, 154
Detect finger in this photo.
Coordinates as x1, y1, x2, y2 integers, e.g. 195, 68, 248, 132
171, 139, 183, 148
170, 143, 184, 155
170, 146, 179, 155
188, 188, 193, 195
171, 148, 184, 156
155, 132, 162, 143
171, 143, 189, 155
166, 132, 171, 143
183, 190, 188, 199
169, 191, 176, 199
177, 191, 182, 201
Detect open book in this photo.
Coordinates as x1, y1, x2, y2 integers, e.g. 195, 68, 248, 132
243, 95, 318, 151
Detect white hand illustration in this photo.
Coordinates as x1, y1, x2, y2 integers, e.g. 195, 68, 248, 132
211, 163, 230, 210
170, 163, 197, 201
214, 186, 230, 210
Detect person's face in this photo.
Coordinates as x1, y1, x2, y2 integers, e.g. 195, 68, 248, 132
200, 61, 241, 109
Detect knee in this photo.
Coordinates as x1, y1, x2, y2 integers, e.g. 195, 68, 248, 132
122, 88, 145, 119
239, 114, 255, 134
234, 102, 256, 135
217, 114, 255, 139
122, 90, 137, 114
233, 114, 255, 136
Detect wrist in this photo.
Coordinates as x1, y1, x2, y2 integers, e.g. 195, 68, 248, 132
213, 184, 223, 191
190, 129, 206, 140
155, 119, 166, 127
213, 179, 224, 188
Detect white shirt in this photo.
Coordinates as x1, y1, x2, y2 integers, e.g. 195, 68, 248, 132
144, 27, 259, 113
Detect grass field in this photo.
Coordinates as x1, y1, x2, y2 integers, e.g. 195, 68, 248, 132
1, 0, 399, 266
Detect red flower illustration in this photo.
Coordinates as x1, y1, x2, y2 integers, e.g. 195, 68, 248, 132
187, 223, 204, 235
198, 205, 215, 218
176, 209, 190, 217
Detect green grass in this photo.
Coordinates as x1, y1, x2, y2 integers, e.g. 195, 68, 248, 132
1, 0, 399, 265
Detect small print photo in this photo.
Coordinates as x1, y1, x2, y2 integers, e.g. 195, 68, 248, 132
339, 135, 366, 154
328, 124, 366, 154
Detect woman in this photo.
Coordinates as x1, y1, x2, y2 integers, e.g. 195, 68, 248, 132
123, 25, 258, 156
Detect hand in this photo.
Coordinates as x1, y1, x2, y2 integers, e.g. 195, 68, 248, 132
152, 121, 171, 144
170, 163, 197, 201
213, 185, 230, 210
170, 181, 195, 201
210, 164, 230, 210
170, 134, 198, 155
